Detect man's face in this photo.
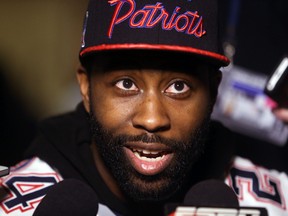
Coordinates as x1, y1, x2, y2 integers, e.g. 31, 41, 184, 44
79, 54, 218, 202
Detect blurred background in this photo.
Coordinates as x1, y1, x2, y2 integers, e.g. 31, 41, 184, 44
0, 0, 288, 169
0, 0, 88, 166
0, 0, 88, 119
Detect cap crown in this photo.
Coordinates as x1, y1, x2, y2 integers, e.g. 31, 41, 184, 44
79, 0, 229, 66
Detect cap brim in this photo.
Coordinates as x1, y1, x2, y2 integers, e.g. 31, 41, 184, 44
80, 43, 230, 67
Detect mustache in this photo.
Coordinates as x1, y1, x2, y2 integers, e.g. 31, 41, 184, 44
89, 110, 211, 153
88, 112, 183, 149
111, 133, 193, 151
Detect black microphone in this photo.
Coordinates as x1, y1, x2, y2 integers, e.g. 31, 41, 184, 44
183, 179, 239, 207
33, 179, 99, 216
165, 179, 268, 216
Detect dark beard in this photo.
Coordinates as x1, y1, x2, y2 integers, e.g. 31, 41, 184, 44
89, 111, 211, 202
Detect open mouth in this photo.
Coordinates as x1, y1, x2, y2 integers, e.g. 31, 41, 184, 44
124, 146, 174, 176
131, 148, 168, 161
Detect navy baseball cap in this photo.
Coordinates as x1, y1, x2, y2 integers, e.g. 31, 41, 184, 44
79, 0, 230, 67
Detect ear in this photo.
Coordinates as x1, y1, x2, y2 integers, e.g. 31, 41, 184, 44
77, 65, 90, 113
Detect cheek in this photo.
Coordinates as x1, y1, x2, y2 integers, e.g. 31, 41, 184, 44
169, 89, 211, 138
90, 89, 136, 130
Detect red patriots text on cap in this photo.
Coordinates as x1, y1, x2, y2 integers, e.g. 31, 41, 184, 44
108, 0, 206, 39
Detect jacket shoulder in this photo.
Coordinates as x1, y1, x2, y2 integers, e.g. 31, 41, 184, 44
226, 156, 288, 215
0, 157, 62, 215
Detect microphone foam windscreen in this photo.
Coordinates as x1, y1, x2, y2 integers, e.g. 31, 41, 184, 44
183, 179, 239, 208
33, 179, 99, 216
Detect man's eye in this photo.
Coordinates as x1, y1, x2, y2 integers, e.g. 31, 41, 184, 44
165, 81, 190, 94
115, 79, 138, 91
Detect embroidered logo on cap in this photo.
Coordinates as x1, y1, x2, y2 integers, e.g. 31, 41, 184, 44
108, 0, 206, 39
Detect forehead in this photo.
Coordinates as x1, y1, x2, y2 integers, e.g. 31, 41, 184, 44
86, 50, 215, 77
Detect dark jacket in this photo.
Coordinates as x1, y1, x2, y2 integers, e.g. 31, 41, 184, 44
24, 102, 235, 215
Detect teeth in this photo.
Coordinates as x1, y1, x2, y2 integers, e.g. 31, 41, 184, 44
132, 149, 161, 155
134, 151, 164, 161
131, 149, 165, 161
142, 150, 159, 154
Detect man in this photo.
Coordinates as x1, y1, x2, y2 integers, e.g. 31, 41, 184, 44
1, 0, 288, 215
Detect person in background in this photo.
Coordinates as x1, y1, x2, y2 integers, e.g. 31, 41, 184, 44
0, 0, 287, 215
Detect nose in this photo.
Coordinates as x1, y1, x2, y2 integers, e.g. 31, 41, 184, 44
132, 92, 170, 132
